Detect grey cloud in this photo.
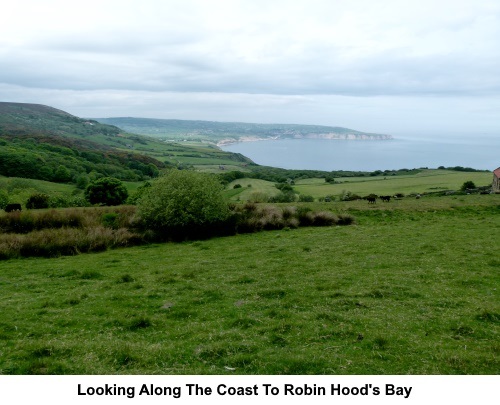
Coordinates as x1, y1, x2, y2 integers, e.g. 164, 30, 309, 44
1, 17, 500, 98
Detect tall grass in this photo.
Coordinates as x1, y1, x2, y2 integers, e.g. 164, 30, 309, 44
0, 204, 353, 258
0, 206, 141, 259
232, 204, 354, 233
0, 227, 140, 259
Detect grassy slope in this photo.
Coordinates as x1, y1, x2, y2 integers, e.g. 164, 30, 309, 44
0, 195, 498, 374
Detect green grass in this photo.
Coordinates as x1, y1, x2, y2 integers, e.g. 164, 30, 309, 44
0, 195, 498, 374
294, 170, 493, 198
0, 176, 77, 195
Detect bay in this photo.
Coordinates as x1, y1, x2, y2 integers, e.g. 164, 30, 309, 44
220, 135, 499, 171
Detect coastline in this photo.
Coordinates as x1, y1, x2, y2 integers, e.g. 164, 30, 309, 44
216, 133, 393, 147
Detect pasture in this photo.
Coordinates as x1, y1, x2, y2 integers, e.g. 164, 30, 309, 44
293, 169, 493, 199
0, 195, 498, 374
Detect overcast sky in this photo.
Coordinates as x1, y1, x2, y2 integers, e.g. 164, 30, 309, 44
1, 0, 500, 137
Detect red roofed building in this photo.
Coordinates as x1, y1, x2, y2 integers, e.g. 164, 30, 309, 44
493, 167, 500, 193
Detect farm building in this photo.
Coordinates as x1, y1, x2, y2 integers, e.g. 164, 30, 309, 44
493, 167, 500, 193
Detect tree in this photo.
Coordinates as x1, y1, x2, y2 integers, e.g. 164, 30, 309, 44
75, 174, 90, 189
53, 165, 72, 183
461, 181, 476, 191
137, 170, 230, 235
84, 177, 128, 206
146, 163, 160, 178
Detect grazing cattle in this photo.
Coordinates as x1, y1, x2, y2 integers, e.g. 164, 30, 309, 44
367, 196, 376, 204
380, 195, 391, 202
5, 203, 22, 212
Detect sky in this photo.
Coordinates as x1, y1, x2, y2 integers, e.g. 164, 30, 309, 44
1, 0, 500, 137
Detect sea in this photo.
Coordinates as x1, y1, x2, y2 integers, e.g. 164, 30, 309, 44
220, 134, 500, 172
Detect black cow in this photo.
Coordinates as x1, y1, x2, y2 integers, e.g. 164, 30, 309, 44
366, 196, 376, 204
380, 195, 391, 202
5, 203, 22, 212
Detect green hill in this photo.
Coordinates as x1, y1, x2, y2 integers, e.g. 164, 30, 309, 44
0, 102, 121, 142
95, 117, 393, 145
0, 102, 253, 183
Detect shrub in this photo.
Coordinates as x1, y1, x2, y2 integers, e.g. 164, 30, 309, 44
26, 193, 50, 209
275, 183, 294, 192
298, 194, 314, 202
137, 170, 230, 237
85, 177, 128, 206
48, 195, 72, 208
268, 191, 296, 203
48, 194, 90, 208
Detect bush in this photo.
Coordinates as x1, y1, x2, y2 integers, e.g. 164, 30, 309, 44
85, 177, 128, 206
298, 194, 314, 202
26, 193, 50, 209
268, 191, 296, 203
137, 170, 231, 237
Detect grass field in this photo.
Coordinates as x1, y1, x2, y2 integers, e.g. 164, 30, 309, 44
0, 195, 498, 374
293, 170, 493, 198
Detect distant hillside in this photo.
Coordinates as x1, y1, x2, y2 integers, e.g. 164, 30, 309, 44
0, 102, 122, 142
0, 103, 170, 183
0, 103, 255, 183
95, 117, 393, 145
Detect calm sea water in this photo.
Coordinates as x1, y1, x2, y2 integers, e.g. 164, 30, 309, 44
220, 135, 499, 171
